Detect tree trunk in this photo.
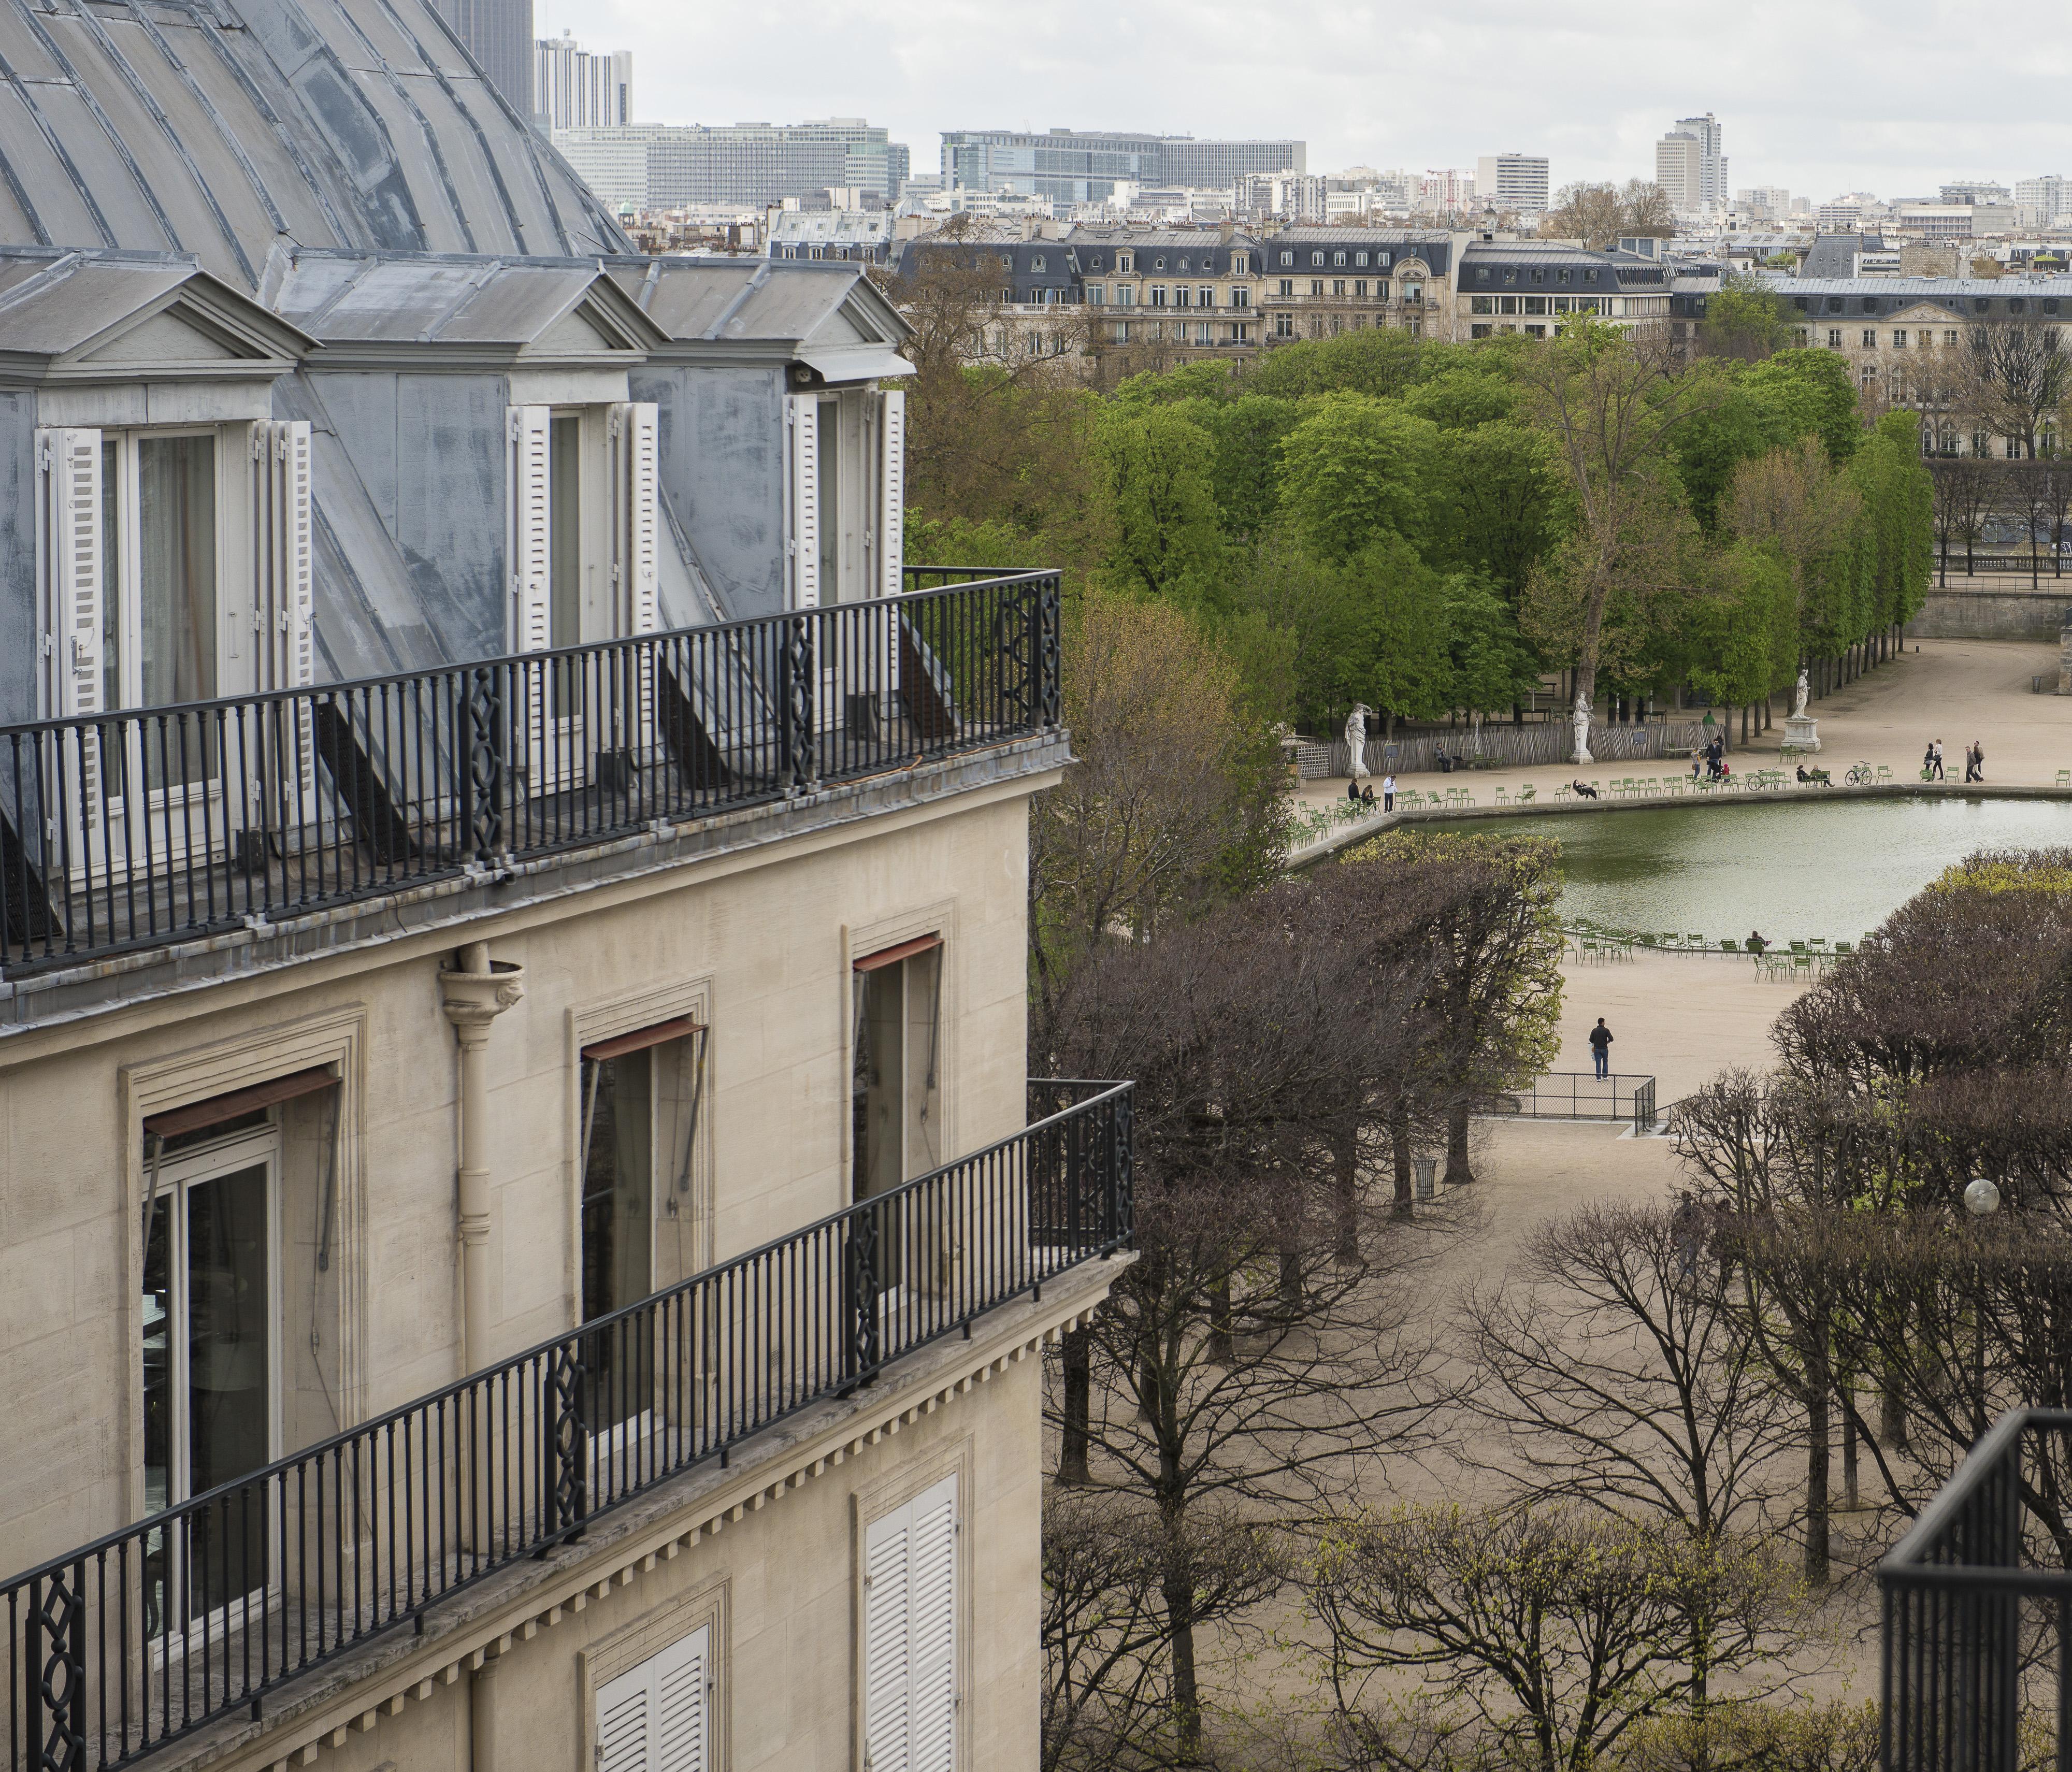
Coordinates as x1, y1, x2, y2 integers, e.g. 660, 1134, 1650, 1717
1206, 1279, 1233, 1366
1805, 1365, 1832, 1586
1390, 1102, 1413, 1217
1881, 1360, 1910, 1452
1334, 1121, 1362, 1259
1057, 1327, 1092, 1486
1445, 1099, 1474, 1186
1840, 1378, 1860, 1511
1161, 1509, 1202, 1761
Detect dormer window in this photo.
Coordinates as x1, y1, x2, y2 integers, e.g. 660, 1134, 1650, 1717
1279, 251, 1292, 266
1311, 251, 1324, 266
2009, 297, 2026, 314
1154, 257, 1166, 270
1031, 255, 1046, 272
1559, 269, 1572, 284
1119, 252, 1133, 273
1476, 268, 1490, 283
1178, 257, 1189, 270
1585, 270, 1597, 283
1378, 253, 1391, 267
1090, 255, 1104, 269
999, 256, 1012, 271
1355, 252, 1369, 267
1333, 251, 1347, 266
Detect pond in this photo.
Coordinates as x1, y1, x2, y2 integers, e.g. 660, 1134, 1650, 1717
1466, 796, 2072, 945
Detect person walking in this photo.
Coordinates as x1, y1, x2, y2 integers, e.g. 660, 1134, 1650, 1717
1589, 1016, 1613, 1080
1382, 773, 1396, 812
1672, 1191, 1705, 1279
1932, 739, 1946, 781
1967, 740, 1985, 783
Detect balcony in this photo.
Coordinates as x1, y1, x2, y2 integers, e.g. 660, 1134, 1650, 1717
0, 568, 1060, 982
1879, 1408, 2072, 1772
0, 1079, 1132, 1769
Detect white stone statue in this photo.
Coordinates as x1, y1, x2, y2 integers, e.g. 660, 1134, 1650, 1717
1344, 703, 1372, 781
1571, 689, 1593, 766
1792, 668, 1810, 718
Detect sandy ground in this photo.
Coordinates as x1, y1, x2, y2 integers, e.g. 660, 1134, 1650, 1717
1294, 636, 2072, 814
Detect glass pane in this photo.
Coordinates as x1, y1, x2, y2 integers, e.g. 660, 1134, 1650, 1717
137, 436, 218, 790
184, 1161, 269, 1618
582, 1051, 653, 1433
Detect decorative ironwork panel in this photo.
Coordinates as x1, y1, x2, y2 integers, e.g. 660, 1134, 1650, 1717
544, 1344, 588, 1535
30, 1565, 84, 1772
1037, 576, 1061, 727
465, 666, 506, 862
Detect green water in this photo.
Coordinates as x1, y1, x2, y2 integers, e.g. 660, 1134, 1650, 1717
1467, 798, 2072, 945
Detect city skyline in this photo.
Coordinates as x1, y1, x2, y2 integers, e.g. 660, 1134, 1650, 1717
531, 0, 2072, 207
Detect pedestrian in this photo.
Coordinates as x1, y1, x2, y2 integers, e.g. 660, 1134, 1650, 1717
1967, 740, 1985, 784
1382, 773, 1395, 812
1923, 740, 1936, 782
1588, 1016, 1613, 1081
1690, 755, 1703, 782
1672, 1191, 1704, 1279
1933, 739, 1945, 781
1709, 1198, 1736, 1287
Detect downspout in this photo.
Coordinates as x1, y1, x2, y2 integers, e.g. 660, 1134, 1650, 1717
439, 942, 525, 1375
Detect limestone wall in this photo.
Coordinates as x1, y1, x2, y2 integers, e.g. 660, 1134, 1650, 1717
1907, 587, 2072, 641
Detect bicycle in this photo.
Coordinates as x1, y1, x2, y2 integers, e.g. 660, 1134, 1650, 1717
1845, 760, 1875, 786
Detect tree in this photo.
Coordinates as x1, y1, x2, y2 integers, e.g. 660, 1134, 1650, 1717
1443, 573, 1541, 730
1277, 395, 1442, 559
1621, 180, 1676, 238
1927, 456, 2000, 580
1968, 319, 2072, 459
1040, 872, 1459, 1758
1430, 421, 1569, 604
1092, 403, 1224, 604
1042, 1491, 1278, 1771
1029, 587, 1283, 1018
1514, 320, 1718, 744
1244, 327, 1431, 400
1359, 534, 1456, 735
1540, 182, 1628, 250
1308, 1506, 1802, 1772
1342, 830, 1565, 1185
1460, 1201, 1797, 1703
1740, 350, 1862, 465
1700, 273, 1791, 362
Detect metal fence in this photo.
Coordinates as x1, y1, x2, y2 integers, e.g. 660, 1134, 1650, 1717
0, 568, 1060, 976
0, 1079, 1131, 1770
1878, 1407, 2072, 1772
1488, 1072, 1659, 1126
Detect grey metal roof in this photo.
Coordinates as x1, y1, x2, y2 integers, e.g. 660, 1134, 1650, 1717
0, 0, 628, 290
609, 256, 912, 353
1760, 273, 2072, 296
1263, 227, 1446, 245
271, 250, 667, 348
0, 243, 312, 362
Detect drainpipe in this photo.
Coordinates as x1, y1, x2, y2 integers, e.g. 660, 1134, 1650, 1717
439, 943, 525, 1375
471, 1649, 500, 1772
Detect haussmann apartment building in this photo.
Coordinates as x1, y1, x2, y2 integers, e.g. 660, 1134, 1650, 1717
0, 0, 1134, 1769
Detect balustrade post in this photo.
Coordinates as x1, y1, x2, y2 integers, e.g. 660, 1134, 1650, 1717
847, 1205, 881, 1385
780, 615, 816, 795
458, 665, 506, 865
26, 1562, 85, 1772
542, 1342, 589, 1541
1037, 574, 1061, 728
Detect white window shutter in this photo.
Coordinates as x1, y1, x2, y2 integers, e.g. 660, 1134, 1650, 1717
610, 401, 661, 635
252, 419, 317, 817
508, 405, 552, 652
36, 426, 103, 826
593, 1624, 709, 1772
879, 388, 905, 604
787, 393, 819, 609
864, 1474, 957, 1772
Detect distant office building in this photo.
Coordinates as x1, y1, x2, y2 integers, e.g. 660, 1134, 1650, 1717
1940, 180, 2010, 207
1817, 199, 1864, 232
1656, 112, 1725, 215
428, 0, 531, 114
534, 31, 630, 128
1476, 152, 1550, 214
940, 128, 1303, 205
1734, 186, 1790, 221
1893, 203, 1974, 241
556, 119, 909, 209
2016, 175, 2069, 228
1236, 171, 1326, 222
1421, 167, 1477, 211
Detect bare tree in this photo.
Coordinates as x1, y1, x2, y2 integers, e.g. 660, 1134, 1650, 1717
1620, 180, 1676, 238
1539, 182, 1627, 250
1042, 1491, 1279, 1772
1459, 1201, 1796, 1700
1927, 457, 2001, 581
1307, 1506, 1805, 1772
1969, 319, 2072, 458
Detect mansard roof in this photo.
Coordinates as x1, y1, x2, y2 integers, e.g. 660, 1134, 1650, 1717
0, 0, 627, 290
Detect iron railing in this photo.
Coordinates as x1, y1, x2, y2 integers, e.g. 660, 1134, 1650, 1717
1, 1079, 1131, 1770
1488, 1072, 1659, 1125
1878, 1407, 2072, 1772
0, 570, 1061, 977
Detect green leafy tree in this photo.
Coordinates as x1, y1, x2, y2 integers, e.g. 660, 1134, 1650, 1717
1432, 420, 1570, 602
1700, 272, 1792, 362
1742, 349, 1863, 464
1190, 392, 1304, 540
1091, 403, 1224, 606
1244, 327, 1430, 399
1850, 411, 1935, 643
1228, 530, 1378, 731
1278, 395, 1442, 559
1444, 572, 1542, 724
1359, 533, 1455, 731
1400, 365, 1521, 430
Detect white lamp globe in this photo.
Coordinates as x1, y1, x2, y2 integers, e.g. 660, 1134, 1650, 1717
1965, 1178, 2002, 1217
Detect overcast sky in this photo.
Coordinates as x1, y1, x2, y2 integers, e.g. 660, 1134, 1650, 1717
534, 0, 2072, 203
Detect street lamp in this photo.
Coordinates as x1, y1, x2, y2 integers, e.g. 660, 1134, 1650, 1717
1965, 1177, 2001, 1439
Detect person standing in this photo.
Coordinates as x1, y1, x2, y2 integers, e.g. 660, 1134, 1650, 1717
1589, 1016, 1614, 1081
1932, 739, 1946, 781
1382, 773, 1396, 812
1923, 741, 1937, 781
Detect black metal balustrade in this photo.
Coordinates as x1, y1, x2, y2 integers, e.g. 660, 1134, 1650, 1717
1880, 1408, 2072, 1772
1, 1080, 1131, 1770
0, 569, 1061, 977
1489, 1072, 1658, 1126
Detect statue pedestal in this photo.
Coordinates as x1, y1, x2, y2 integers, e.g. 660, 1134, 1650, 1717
1783, 714, 1820, 752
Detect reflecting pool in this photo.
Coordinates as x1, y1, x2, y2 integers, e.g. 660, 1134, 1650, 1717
1467, 797, 2072, 944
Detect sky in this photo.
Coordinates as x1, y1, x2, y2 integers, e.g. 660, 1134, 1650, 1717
534, 0, 2072, 204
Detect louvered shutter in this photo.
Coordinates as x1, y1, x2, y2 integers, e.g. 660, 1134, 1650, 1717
252, 421, 316, 820
879, 388, 905, 604
787, 393, 819, 610
864, 1474, 957, 1772
36, 427, 103, 838
610, 401, 661, 636
593, 1624, 709, 1772
508, 406, 552, 652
